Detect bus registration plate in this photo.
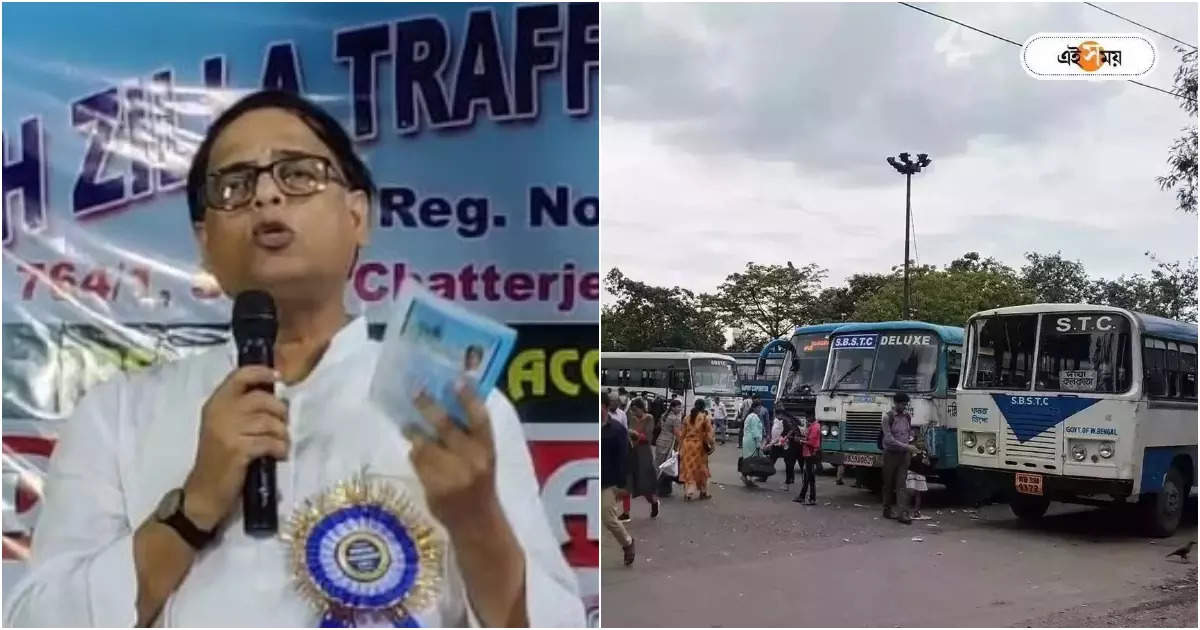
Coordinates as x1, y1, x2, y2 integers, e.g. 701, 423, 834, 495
1015, 473, 1043, 496
844, 453, 877, 466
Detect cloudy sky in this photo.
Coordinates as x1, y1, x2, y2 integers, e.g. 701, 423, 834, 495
601, 2, 1199, 296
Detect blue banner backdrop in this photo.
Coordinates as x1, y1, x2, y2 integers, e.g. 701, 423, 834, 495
1, 2, 599, 623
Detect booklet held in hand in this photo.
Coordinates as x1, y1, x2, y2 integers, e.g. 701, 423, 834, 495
370, 282, 516, 436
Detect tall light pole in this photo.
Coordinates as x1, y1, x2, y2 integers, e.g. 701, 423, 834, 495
886, 152, 931, 319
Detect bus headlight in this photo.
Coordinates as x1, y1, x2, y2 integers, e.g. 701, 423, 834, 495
1072, 444, 1088, 461
1098, 442, 1114, 459
963, 432, 977, 449
821, 425, 829, 437
985, 438, 997, 455
830, 425, 839, 437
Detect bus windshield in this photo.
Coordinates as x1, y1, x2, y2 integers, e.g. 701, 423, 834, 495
1037, 313, 1132, 393
966, 312, 1133, 393
825, 331, 941, 393
966, 314, 1036, 389
736, 356, 781, 384
692, 359, 739, 395
781, 333, 833, 397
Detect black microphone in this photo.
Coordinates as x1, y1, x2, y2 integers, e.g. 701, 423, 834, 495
232, 290, 279, 536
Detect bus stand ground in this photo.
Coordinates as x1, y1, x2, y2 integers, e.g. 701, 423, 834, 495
600, 444, 1198, 628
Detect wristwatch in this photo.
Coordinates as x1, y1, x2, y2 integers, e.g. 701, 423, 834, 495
154, 488, 217, 551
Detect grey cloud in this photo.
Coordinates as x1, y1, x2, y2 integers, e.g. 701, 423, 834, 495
601, 3, 1198, 298
916, 211, 1197, 279
602, 2, 1196, 183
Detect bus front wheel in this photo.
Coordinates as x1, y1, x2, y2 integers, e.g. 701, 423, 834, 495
1141, 466, 1185, 538
1010, 495, 1050, 521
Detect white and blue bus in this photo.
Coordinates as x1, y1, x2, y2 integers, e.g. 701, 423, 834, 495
956, 304, 1197, 536
758, 323, 853, 428
815, 321, 965, 489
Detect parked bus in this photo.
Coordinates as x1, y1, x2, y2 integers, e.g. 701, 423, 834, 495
955, 304, 1197, 536
815, 321, 965, 490
730, 351, 783, 412
758, 324, 852, 429
600, 352, 742, 421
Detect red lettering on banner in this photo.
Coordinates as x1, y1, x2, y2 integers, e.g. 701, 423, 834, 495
506, 273, 534, 301
580, 272, 598, 301
354, 262, 388, 301
527, 440, 598, 569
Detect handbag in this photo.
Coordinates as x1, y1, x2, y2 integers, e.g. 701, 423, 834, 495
658, 437, 679, 478
658, 449, 679, 478
742, 448, 776, 478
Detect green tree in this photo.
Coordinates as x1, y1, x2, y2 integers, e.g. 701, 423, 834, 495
601, 268, 726, 351
705, 261, 828, 340
810, 273, 891, 323
1087, 274, 1159, 315
1157, 46, 1197, 214
1088, 255, 1198, 322
1146, 255, 1198, 321
947, 251, 1008, 273
1020, 251, 1092, 303
852, 256, 1033, 326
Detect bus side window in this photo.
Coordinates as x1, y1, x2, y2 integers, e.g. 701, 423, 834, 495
1167, 341, 1181, 398
947, 347, 963, 390
737, 362, 754, 383
601, 368, 610, 386
1181, 343, 1197, 400
670, 369, 690, 391
1143, 338, 1168, 397
640, 369, 650, 387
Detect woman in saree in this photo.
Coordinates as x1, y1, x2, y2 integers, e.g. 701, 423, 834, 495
678, 398, 715, 500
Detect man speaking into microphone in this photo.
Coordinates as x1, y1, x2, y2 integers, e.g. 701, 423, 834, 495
4, 90, 585, 628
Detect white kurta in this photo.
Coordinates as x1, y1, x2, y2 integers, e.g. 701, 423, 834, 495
3, 317, 584, 627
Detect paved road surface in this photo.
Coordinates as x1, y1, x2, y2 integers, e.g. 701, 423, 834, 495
601, 444, 1197, 628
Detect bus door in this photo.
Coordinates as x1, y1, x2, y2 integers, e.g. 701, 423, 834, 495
669, 366, 692, 410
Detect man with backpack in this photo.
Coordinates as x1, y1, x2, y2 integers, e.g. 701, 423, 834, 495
880, 392, 919, 525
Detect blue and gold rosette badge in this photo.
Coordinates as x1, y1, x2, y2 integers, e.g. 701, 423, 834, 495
284, 475, 444, 627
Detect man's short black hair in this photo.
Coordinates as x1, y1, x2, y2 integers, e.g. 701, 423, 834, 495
186, 90, 375, 223
894, 392, 911, 404
669, 399, 682, 408
629, 398, 646, 412
618, 387, 627, 395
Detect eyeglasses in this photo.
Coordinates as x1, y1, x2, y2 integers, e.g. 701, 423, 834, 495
204, 154, 347, 211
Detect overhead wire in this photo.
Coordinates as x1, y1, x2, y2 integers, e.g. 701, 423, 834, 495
1082, 2, 1196, 50
896, 2, 1195, 104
